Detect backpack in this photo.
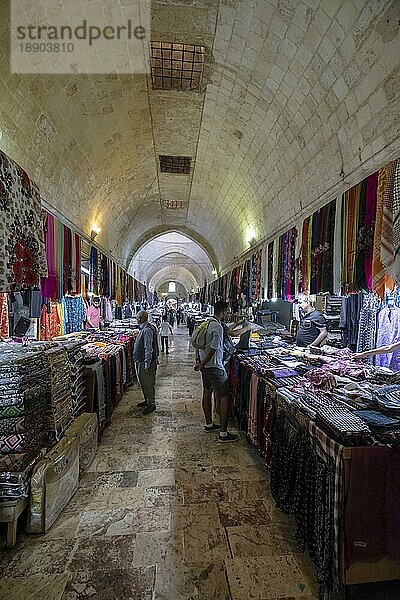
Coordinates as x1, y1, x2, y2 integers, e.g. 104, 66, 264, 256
191, 318, 217, 349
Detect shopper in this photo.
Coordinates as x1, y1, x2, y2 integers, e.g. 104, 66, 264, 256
85, 297, 102, 329
159, 315, 173, 353
133, 310, 159, 415
168, 308, 175, 327
194, 300, 239, 443
354, 340, 400, 361
296, 297, 327, 347
176, 306, 182, 325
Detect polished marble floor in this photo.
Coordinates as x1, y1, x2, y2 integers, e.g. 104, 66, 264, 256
0, 327, 398, 599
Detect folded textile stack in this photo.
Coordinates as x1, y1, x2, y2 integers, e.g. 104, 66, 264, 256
315, 405, 372, 445
44, 347, 73, 441
0, 351, 51, 499
374, 385, 400, 413
56, 340, 87, 419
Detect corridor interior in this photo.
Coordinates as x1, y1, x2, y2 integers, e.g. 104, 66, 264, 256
2, 328, 400, 599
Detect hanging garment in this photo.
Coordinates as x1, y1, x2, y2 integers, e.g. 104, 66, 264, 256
373, 165, 395, 298
333, 196, 343, 295
380, 160, 400, 284
375, 305, 400, 370
356, 294, 380, 359
364, 172, 379, 291
40, 212, 58, 299
40, 303, 61, 340
62, 296, 86, 334
267, 241, 274, 299
392, 162, 400, 282
0, 293, 9, 338
0, 150, 47, 290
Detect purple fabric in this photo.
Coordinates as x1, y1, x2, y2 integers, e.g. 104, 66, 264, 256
40, 213, 57, 299
364, 172, 378, 290
375, 306, 400, 371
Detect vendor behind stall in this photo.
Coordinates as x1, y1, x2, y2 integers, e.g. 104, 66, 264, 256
296, 297, 327, 347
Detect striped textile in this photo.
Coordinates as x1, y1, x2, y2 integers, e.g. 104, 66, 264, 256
308, 421, 344, 581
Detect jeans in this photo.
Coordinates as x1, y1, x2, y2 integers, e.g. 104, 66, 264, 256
161, 336, 169, 353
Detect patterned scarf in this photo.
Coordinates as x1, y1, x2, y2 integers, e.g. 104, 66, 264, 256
373, 165, 395, 298
381, 160, 400, 284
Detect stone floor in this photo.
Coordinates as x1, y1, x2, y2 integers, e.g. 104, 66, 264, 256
0, 326, 399, 599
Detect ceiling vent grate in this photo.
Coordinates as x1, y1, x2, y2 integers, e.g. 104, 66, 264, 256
163, 200, 188, 210
159, 155, 191, 174
150, 42, 205, 91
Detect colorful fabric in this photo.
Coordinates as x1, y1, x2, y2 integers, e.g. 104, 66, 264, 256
380, 160, 400, 286
373, 165, 395, 298
393, 161, 400, 283
40, 303, 61, 340
0, 293, 9, 338
0, 150, 47, 290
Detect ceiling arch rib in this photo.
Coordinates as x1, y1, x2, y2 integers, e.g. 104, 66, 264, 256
130, 232, 213, 285
125, 226, 218, 274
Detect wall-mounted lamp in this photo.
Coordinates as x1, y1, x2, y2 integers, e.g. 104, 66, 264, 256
90, 224, 101, 240
246, 226, 257, 246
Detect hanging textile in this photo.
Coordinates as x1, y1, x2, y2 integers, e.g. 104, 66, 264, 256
251, 249, 262, 302
40, 302, 62, 340
57, 217, 64, 300
89, 246, 98, 295
62, 296, 86, 334
373, 165, 395, 298
320, 200, 336, 293
342, 183, 361, 293
380, 160, 400, 284
356, 294, 380, 359
300, 217, 310, 293
0, 293, 9, 338
333, 196, 343, 295
41, 212, 57, 299
0, 150, 47, 291
364, 172, 378, 291
267, 241, 274, 299
375, 304, 400, 370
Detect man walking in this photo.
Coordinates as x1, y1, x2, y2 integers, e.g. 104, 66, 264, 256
194, 300, 238, 442
133, 310, 159, 415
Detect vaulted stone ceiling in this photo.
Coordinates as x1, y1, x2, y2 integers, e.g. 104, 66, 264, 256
0, 0, 399, 288
129, 232, 214, 291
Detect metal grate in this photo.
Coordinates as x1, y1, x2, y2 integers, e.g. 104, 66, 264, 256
150, 42, 205, 91
159, 155, 192, 174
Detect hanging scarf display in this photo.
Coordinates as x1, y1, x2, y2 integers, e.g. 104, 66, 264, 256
251, 250, 262, 302
333, 196, 342, 295
0, 150, 47, 291
342, 183, 361, 293
320, 200, 336, 293
380, 160, 400, 284
41, 212, 57, 299
373, 165, 395, 298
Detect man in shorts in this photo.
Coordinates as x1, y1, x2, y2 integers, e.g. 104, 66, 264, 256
194, 300, 238, 443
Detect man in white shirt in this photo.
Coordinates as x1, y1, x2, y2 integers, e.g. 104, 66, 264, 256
159, 315, 173, 353
194, 301, 239, 443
